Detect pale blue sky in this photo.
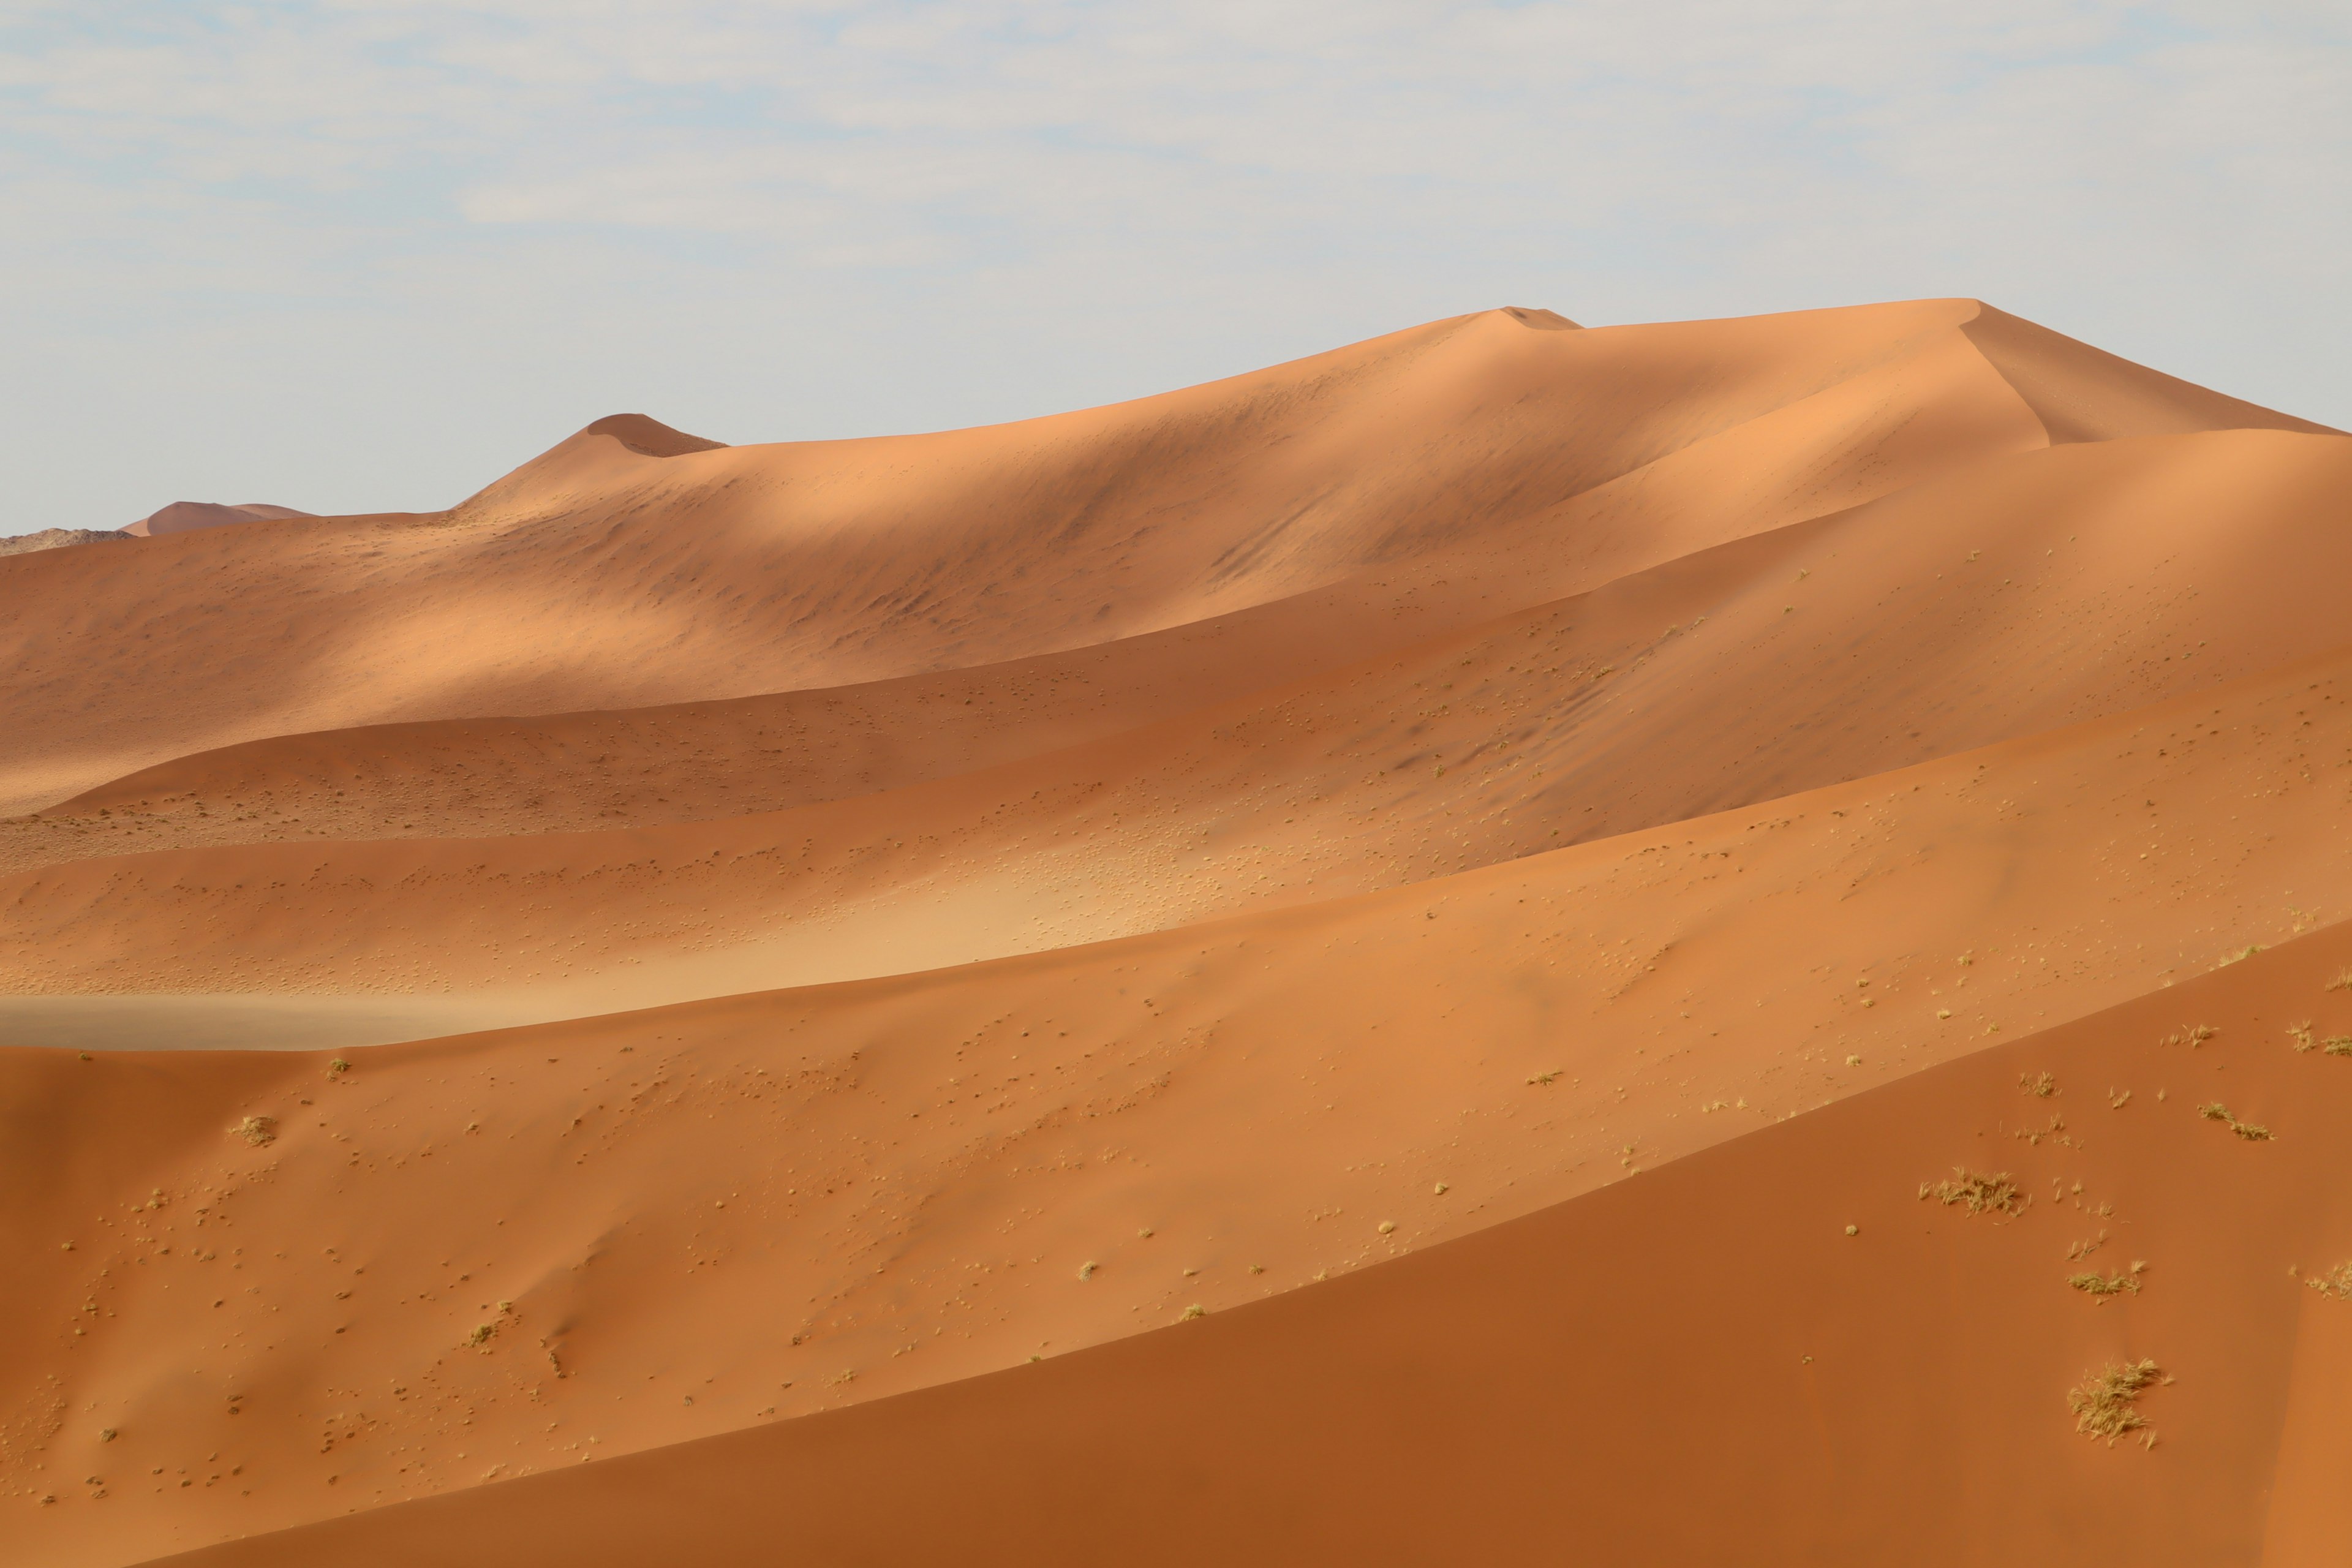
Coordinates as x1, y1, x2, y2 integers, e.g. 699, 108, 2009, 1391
2, 1, 2345, 532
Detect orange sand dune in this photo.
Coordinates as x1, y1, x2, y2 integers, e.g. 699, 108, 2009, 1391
133, 926, 2352, 1567
121, 504, 312, 539
4, 429, 2347, 1034
6, 298, 2313, 818
4, 646, 2349, 1561
2, 300, 2345, 1567
13, 425, 2350, 887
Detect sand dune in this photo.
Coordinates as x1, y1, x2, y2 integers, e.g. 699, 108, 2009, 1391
121, 504, 312, 538
132, 926, 2352, 1567
12, 296, 2299, 818
2, 300, 2345, 1566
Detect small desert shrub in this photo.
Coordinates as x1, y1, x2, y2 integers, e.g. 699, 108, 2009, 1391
2068, 1262, 2147, 1298
2200, 1102, 2272, 1140
2068, 1360, 2166, 1446
2307, 1262, 2352, 1301
1181, 1303, 1206, 1321
467, 1323, 497, 1349
2325, 1036, 2352, 1058
231, 1115, 277, 1147
326, 1057, 351, 1077
2289, 1022, 2316, 1052
2020, 1071, 2056, 1098
1920, 1169, 2024, 1216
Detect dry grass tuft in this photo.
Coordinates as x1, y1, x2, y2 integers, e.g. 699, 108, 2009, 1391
230, 1115, 277, 1147
2068, 1360, 2167, 1446
2289, 1021, 2316, 1052
2199, 1101, 2272, 1140
2165, 1025, 2218, 1048
2329, 969, 2352, 993
1181, 1303, 1206, 1321
2325, 1036, 2352, 1058
1526, 1069, 1561, 1086
2068, 1262, 2147, 1298
2307, 1262, 2352, 1301
1920, 1169, 2025, 1216
2020, 1071, 2057, 1098
326, 1057, 351, 1077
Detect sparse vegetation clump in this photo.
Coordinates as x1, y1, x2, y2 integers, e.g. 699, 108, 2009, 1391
1181, 1303, 1206, 1320
231, 1115, 277, 1147
2165, 1025, 2217, 1048
2199, 1102, 2272, 1140
2329, 970, 2352, 993
1920, 1169, 2025, 1216
2307, 1262, 2352, 1301
2289, 1021, 2316, 1052
2326, 1036, 2352, 1058
2020, 1071, 2056, 1098
326, 1057, 351, 1078
2068, 1359, 2168, 1446
2068, 1262, 2147, 1298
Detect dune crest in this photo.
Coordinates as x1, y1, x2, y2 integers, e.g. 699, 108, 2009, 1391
1, 300, 2345, 1567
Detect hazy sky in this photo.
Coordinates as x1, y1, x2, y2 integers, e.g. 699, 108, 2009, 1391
3, 1, 2345, 533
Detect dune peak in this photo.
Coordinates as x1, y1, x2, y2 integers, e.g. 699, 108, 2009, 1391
582, 412, 729, 457
1501, 304, 1580, 330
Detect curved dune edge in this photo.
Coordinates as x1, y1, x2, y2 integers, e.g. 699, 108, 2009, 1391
8, 431, 2350, 1023
0, 297, 2093, 816
133, 927, 2352, 1567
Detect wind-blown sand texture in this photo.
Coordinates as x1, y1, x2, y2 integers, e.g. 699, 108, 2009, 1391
3, 299, 2347, 1566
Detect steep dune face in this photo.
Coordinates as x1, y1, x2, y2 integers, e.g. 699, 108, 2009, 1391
0, 300, 2344, 1567
134, 929, 2352, 1568
2, 299, 2067, 816
6, 650, 2351, 1563
6, 430, 2348, 1032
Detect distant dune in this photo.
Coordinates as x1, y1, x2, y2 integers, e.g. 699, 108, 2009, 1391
1, 300, 2345, 1567
120, 502, 312, 538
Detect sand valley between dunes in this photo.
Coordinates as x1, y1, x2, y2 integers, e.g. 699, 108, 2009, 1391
5, 299, 2351, 1566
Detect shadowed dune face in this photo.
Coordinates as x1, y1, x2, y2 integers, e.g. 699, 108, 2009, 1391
1, 298, 2089, 816
0, 300, 2346, 1567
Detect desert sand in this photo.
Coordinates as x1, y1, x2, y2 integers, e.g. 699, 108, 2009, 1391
2, 300, 2347, 1566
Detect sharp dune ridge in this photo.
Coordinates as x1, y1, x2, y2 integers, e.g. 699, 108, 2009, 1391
1, 299, 2346, 1567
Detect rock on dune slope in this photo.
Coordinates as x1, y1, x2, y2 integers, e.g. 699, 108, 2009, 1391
0, 299, 2346, 1567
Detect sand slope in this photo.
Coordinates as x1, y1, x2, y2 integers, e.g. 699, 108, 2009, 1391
15, 296, 2302, 818
6, 647, 2350, 1561
130, 927, 2352, 1567
2, 298, 2345, 1567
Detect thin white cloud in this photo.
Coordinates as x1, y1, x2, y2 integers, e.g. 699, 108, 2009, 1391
0, 1, 2343, 532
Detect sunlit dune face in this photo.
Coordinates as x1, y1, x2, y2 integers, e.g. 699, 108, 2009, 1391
2, 301, 2346, 1568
